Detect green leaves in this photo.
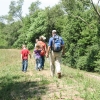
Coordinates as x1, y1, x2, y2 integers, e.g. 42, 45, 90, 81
1, 0, 100, 72
61, 0, 100, 72
8, 0, 24, 21
29, 0, 41, 15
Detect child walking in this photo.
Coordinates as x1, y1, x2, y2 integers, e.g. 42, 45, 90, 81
34, 44, 42, 71
21, 44, 31, 72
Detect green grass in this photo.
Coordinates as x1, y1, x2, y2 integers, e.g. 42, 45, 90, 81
0, 49, 100, 100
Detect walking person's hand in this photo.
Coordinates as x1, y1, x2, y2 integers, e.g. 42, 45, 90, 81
62, 51, 65, 56
46, 53, 49, 58
29, 54, 31, 59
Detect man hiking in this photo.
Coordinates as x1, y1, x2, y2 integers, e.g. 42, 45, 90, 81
46, 30, 65, 78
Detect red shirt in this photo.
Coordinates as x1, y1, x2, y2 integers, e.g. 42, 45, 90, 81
37, 41, 46, 56
21, 48, 30, 60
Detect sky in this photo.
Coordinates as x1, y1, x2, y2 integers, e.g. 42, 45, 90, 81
0, 0, 98, 17
0, 0, 60, 16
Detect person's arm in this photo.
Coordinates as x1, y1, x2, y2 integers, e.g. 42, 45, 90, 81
46, 46, 50, 58
29, 53, 31, 59
47, 46, 50, 54
62, 45, 65, 55
28, 50, 31, 59
46, 38, 52, 57
21, 50, 23, 60
21, 54, 23, 60
32, 49, 35, 55
44, 43, 47, 53
61, 39, 65, 55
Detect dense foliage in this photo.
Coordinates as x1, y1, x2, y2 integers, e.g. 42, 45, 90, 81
0, 0, 100, 72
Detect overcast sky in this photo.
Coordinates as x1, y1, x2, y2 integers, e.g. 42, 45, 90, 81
0, 0, 98, 16
0, 0, 60, 16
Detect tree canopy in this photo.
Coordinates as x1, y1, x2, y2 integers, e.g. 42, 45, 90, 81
1, 0, 100, 73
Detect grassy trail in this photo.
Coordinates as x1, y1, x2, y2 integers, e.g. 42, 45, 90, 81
0, 49, 100, 100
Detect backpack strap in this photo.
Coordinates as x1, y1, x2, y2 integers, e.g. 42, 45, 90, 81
52, 35, 58, 49
51, 35, 61, 51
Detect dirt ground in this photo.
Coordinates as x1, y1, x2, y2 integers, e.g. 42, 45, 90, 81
26, 59, 100, 100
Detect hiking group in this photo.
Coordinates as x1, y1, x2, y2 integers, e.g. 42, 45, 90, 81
21, 30, 65, 78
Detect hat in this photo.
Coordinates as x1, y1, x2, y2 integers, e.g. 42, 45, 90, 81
40, 35, 46, 40
52, 30, 57, 33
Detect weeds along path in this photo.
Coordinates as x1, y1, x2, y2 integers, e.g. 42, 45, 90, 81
0, 49, 100, 100
28, 57, 100, 100
27, 58, 85, 100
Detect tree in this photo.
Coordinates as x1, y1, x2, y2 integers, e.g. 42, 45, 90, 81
61, 0, 99, 71
26, 10, 48, 48
45, 4, 64, 38
2, 21, 22, 47
90, 0, 100, 19
29, 0, 41, 15
8, 0, 24, 22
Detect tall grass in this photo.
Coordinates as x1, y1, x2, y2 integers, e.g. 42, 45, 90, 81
0, 49, 100, 100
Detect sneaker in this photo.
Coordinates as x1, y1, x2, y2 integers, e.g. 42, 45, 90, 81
50, 72, 54, 77
38, 68, 40, 71
42, 67, 44, 70
58, 73, 61, 78
24, 71, 27, 73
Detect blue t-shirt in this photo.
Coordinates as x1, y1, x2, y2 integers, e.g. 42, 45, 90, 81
48, 35, 64, 48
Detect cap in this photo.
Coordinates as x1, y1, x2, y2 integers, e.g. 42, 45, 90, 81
52, 30, 57, 33
40, 35, 46, 40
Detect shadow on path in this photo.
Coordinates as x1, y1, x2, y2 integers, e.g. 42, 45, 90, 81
0, 74, 48, 100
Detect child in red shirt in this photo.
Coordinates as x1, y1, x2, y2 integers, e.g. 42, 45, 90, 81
21, 45, 31, 72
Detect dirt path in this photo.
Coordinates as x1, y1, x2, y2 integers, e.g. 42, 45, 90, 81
26, 58, 100, 100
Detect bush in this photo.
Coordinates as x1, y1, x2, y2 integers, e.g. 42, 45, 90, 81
76, 56, 88, 70
94, 60, 100, 73
27, 42, 33, 50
